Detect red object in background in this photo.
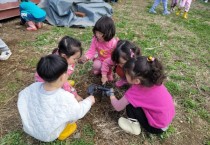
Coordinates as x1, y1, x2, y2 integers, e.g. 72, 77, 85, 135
0, 0, 40, 20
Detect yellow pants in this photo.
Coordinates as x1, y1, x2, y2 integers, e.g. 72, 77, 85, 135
58, 123, 77, 141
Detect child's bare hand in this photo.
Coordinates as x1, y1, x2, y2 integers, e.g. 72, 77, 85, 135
88, 95, 95, 105
101, 75, 108, 84
78, 56, 88, 64
75, 95, 83, 102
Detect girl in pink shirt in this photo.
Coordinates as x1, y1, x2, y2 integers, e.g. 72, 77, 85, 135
35, 36, 83, 101
79, 16, 118, 80
101, 40, 141, 87
109, 56, 175, 135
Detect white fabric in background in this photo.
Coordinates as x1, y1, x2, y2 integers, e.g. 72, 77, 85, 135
0, 0, 18, 4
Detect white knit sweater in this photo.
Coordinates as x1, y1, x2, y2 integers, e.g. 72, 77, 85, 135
17, 82, 92, 142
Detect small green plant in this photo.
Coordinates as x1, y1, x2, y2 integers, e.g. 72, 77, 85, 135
159, 126, 176, 139
0, 131, 25, 145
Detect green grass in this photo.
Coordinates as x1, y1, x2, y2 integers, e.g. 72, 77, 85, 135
0, 0, 210, 144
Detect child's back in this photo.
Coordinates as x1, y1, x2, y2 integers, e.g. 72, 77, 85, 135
18, 55, 95, 142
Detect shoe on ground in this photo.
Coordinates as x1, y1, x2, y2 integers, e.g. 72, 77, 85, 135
183, 11, 188, 19
115, 79, 127, 87
163, 10, 170, 15
0, 50, 12, 60
58, 123, 77, 141
149, 9, 157, 14
176, 9, 181, 16
35, 22, 43, 29
118, 117, 141, 135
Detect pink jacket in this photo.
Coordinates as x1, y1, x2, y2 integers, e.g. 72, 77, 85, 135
101, 58, 115, 76
85, 36, 119, 61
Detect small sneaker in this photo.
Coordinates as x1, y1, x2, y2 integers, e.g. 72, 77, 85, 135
26, 21, 37, 31
149, 9, 157, 14
115, 79, 127, 87
118, 117, 141, 135
163, 10, 170, 15
0, 50, 12, 60
35, 22, 43, 29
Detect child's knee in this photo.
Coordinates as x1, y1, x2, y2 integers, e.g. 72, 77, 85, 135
92, 60, 102, 73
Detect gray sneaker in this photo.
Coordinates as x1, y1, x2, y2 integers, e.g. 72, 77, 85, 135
0, 50, 12, 60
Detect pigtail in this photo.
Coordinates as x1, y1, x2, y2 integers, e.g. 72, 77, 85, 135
52, 48, 59, 54
147, 56, 166, 85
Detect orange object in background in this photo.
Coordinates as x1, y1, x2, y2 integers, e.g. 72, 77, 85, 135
0, 0, 40, 20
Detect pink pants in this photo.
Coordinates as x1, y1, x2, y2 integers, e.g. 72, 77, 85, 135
179, 0, 192, 12
92, 59, 113, 80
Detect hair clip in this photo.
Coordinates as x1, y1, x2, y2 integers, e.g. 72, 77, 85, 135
147, 56, 155, 62
130, 49, 134, 58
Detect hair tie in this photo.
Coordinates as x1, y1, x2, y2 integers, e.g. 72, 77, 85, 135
130, 49, 134, 58
147, 56, 155, 62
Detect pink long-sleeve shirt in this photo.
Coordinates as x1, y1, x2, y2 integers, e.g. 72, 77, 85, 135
111, 84, 175, 129
85, 36, 119, 61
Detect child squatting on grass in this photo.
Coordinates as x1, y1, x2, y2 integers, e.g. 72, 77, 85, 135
35, 36, 83, 102
19, 0, 46, 31
109, 56, 175, 135
79, 16, 119, 81
101, 40, 141, 87
18, 54, 95, 142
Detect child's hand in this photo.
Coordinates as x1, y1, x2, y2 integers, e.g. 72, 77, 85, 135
101, 75, 108, 84
88, 95, 95, 105
78, 56, 88, 64
75, 95, 83, 102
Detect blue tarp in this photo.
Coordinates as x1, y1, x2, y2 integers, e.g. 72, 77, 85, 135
38, 0, 113, 27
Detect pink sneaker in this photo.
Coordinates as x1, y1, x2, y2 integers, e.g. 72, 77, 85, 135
35, 22, 43, 29
26, 21, 37, 31
115, 79, 127, 87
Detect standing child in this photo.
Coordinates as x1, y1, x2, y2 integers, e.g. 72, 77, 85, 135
109, 56, 175, 135
19, 0, 46, 31
170, 0, 179, 12
35, 36, 83, 101
101, 40, 141, 87
149, 0, 171, 15
18, 55, 95, 142
79, 16, 118, 80
0, 38, 12, 60
176, 0, 192, 19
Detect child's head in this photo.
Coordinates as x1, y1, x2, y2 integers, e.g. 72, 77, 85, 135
124, 56, 166, 87
37, 54, 68, 83
53, 36, 82, 65
93, 16, 115, 42
111, 40, 141, 67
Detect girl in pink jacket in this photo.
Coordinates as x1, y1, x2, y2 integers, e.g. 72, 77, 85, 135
101, 40, 141, 87
35, 36, 83, 101
110, 56, 175, 135
79, 16, 118, 80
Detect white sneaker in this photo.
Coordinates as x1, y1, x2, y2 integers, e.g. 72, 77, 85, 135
118, 117, 141, 135
0, 50, 12, 60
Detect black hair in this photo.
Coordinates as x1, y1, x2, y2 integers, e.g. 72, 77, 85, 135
52, 36, 82, 58
21, 0, 29, 2
124, 56, 166, 87
111, 40, 141, 64
37, 54, 68, 83
93, 16, 116, 41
